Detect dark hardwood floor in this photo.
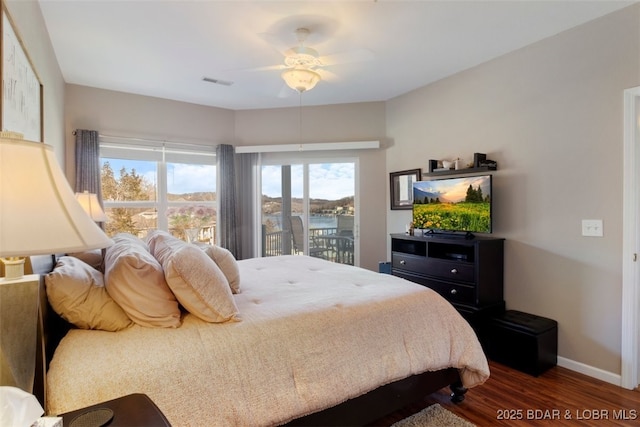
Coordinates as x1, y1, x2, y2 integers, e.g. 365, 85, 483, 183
370, 361, 640, 426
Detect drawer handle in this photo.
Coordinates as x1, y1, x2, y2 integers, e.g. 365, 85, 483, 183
451, 268, 458, 274
450, 289, 458, 295
400, 260, 406, 265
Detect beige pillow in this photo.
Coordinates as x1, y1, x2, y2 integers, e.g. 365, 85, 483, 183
194, 242, 240, 294
145, 229, 167, 254
150, 232, 239, 323
45, 256, 132, 331
104, 233, 181, 328
66, 249, 104, 271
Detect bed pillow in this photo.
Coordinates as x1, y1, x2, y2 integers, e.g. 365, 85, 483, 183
104, 233, 181, 328
45, 256, 133, 331
149, 232, 239, 323
193, 242, 240, 294
66, 249, 104, 271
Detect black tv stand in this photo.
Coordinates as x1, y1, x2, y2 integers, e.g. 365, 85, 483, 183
390, 233, 505, 340
421, 230, 476, 240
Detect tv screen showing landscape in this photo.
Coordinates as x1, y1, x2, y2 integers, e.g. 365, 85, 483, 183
412, 175, 492, 234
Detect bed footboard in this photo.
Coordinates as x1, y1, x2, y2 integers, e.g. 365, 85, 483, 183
284, 367, 461, 426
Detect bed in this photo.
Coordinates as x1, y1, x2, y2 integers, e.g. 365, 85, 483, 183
30, 232, 489, 426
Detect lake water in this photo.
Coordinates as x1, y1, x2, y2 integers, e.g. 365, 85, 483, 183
265, 214, 338, 230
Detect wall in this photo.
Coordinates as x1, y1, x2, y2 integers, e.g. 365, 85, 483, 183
3, 0, 65, 163
64, 85, 236, 183
386, 5, 640, 376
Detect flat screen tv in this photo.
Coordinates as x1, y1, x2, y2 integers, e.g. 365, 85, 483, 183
412, 175, 492, 236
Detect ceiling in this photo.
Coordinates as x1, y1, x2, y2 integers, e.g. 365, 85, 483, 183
38, 0, 634, 111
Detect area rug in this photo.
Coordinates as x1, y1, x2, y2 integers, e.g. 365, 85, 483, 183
391, 404, 476, 427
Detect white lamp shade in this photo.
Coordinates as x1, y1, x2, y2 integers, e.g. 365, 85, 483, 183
75, 191, 108, 222
281, 68, 321, 93
0, 137, 113, 257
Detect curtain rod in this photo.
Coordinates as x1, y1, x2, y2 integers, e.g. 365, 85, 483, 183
235, 140, 380, 154
97, 132, 217, 150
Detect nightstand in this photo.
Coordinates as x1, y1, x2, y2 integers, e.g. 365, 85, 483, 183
60, 393, 171, 426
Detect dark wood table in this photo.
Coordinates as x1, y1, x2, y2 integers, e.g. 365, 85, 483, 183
60, 393, 171, 426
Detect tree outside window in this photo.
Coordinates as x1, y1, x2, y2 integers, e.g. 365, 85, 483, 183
100, 156, 216, 243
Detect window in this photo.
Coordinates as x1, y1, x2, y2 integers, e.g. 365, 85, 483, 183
260, 157, 357, 265
100, 138, 216, 243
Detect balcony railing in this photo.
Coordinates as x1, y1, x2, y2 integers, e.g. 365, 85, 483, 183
262, 226, 353, 265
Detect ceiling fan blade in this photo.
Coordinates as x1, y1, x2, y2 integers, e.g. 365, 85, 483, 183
316, 68, 339, 82
257, 32, 290, 57
320, 48, 375, 66
250, 27, 370, 94
240, 64, 286, 72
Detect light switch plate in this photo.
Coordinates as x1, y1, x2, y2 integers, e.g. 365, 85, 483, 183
582, 219, 603, 237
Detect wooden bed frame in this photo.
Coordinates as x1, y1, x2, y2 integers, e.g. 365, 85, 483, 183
29, 254, 467, 426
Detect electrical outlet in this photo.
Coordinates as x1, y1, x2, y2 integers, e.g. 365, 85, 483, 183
582, 219, 603, 237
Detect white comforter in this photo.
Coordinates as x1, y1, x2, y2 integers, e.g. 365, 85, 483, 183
47, 255, 489, 426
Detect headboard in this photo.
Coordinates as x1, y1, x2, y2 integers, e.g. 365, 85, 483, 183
29, 254, 73, 410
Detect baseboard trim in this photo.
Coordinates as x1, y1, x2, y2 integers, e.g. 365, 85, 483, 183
557, 356, 621, 387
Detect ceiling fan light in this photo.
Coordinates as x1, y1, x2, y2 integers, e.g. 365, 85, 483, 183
281, 68, 321, 93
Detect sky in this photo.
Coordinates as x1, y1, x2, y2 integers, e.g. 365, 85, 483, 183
261, 163, 355, 200
101, 158, 216, 194
102, 158, 355, 200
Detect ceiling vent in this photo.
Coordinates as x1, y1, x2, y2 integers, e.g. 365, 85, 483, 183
202, 77, 234, 86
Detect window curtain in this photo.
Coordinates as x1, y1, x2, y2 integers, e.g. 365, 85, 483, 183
217, 144, 239, 258
237, 152, 257, 260
74, 129, 102, 199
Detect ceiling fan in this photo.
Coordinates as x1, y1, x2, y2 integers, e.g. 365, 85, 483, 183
280, 28, 324, 93
254, 27, 373, 96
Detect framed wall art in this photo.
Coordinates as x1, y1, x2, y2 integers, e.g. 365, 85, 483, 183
1, 2, 43, 141
390, 168, 421, 210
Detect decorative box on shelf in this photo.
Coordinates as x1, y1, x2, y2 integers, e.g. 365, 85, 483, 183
427, 153, 497, 177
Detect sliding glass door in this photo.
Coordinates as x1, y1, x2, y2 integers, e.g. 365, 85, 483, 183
260, 160, 357, 265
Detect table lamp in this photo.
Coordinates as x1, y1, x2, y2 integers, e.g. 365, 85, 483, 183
75, 191, 108, 223
0, 132, 113, 396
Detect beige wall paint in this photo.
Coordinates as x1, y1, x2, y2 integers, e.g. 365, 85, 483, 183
386, 5, 640, 374
3, 1, 65, 162
64, 85, 236, 182
235, 102, 387, 145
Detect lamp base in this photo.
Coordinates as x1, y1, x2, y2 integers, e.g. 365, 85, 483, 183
1, 257, 25, 279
